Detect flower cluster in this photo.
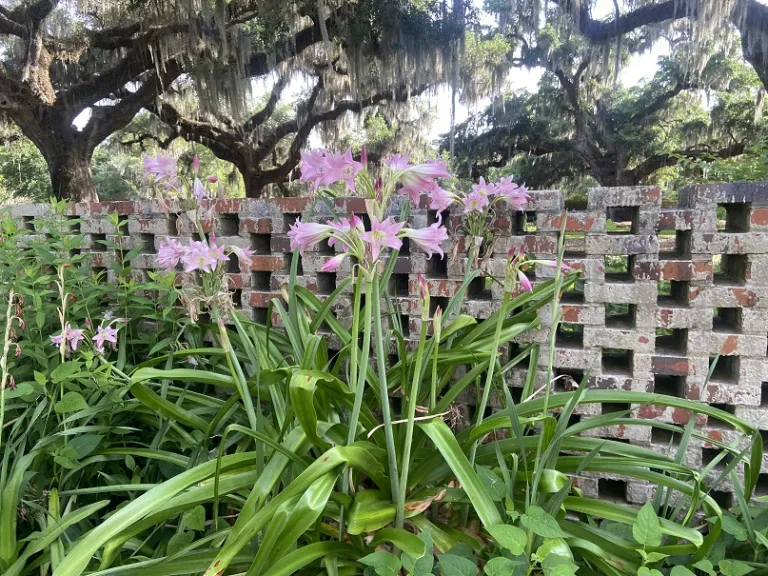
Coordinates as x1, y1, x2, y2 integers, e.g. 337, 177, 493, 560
50, 312, 122, 356
157, 234, 254, 274
142, 153, 219, 209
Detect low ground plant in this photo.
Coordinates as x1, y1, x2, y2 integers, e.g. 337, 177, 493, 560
0, 152, 765, 576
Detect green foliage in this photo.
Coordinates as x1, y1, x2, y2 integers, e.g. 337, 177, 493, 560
0, 201, 765, 576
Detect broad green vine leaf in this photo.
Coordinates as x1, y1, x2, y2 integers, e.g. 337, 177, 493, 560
359, 551, 401, 576
692, 560, 716, 576
182, 505, 205, 531
521, 506, 568, 538
54, 391, 88, 414
718, 515, 748, 542
486, 525, 526, 556
438, 554, 476, 576
476, 466, 506, 501
402, 529, 434, 576
167, 531, 194, 556
633, 502, 662, 548
718, 559, 754, 576
484, 557, 522, 576
670, 566, 696, 576
638, 550, 669, 564
536, 538, 572, 562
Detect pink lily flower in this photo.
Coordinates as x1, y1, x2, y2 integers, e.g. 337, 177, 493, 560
323, 148, 363, 192
328, 215, 364, 251
472, 176, 495, 198
229, 245, 256, 272
192, 178, 209, 205
360, 216, 404, 262
389, 154, 451, 204
287, 219, 333, 254
321, 253, 348, 272
191, 154, 200, 172
518, 270, 533, 292
300, 149, 331, 192
94, 325, 119, 354
401, 222, 449, 259
157, 238, 187, 271
428, 186, 454, 212
464, 190, 489, 213
496, 176, 529, 210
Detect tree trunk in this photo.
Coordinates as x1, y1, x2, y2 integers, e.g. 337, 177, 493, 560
47, 149, 99, 202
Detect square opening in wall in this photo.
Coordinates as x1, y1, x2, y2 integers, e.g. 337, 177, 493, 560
658, 230, 691, 259
316, 237, 335, 255
762, 383, 768, 406
713, 254, 748, 285
709, 355, 740, 383
468, 276, 493, 300
710, 490, 733, 508
605, 303, 636, 329
430, 253, 448, 278
564, 232, 586, 257
230, 289, 242, 308
139, 233, 155, 254
606, 206, 639, 234
22, 216, 35, 231
655, 328, 687, 355
252, 271, 271, 291
67, 216, 81, 233
604, 255, 633, 283
602, 348, 633, 376
708, 403, 735, 430
702, 447, 734, 470
652, 427, 679, 446
398, 237, 411, 256
717, 203, 751, 233
602, 402, 631, 415
250, 233, 271, 255
218, 214, 239, 236
428, 209, 450, 226
430, 296, 449, 317
253, 307, 268, 325
561, 278, 585, 304
167, 213, 178, 235
514, 211, 537, 235
598, 479, 627, 501
713, 307, 742, 333
657, 280, 690, 307
556, 323, 584, 348
91, 233, 106, 252
284, 253, 304, 275
316, 272, 336, 295
756, 474, 768, 497
227, 252, 239, 273
283, 213, 299, 232
554, 368, 585, 391
653, 374, 685, 398
399, 313, 411, 337
389, 273, 410, 297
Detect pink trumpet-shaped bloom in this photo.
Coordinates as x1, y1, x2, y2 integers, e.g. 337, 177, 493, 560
230, 245, 256, 272
94, 325, 119, 354
428, 186, 454, 212
328, 215, 364, 251
495, 176, 529, 210
52, 323, 85, 351
361, 145, 368, 167
288, 219, 333, 254
360, 216, 404, 262
536, 259, 572, 273
208, 234, 230, 266
472, 176, 495, 198
191, 155, 200, 172
143, 154, 178, 187
417, 271, 429, 301
464, 190, 489, 213
181, 240, 218, 273
517, 270, 533, 292
321, 253, 347, 272
300, 149, 332, 192
192, 178, 209, 205
389, 154, 451, 203
401, 222, 449, 259
157, 238, 187, 271
323, 148, 363, 192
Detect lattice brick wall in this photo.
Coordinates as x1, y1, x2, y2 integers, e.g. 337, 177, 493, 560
8, 183, 768, 505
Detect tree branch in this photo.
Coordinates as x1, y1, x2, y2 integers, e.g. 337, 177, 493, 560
627, 141, 747, 182
242, 74, 290, 134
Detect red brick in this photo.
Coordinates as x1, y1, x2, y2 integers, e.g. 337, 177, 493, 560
546, 213, 600, 232
751, 208, 768, 226
251, 255, 285, 272
652, 356, 689, 376
240, 218, 272, 234
274, 198, 309, 213
250, 291, 279, 308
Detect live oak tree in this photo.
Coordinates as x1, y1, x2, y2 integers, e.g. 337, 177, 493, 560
447, 20, 764, 189
0, 0, 466, 200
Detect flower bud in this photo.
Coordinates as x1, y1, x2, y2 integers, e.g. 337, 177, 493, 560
9, 375, 16, 391
418, 272, 430, 321
191, 154, 200, 172
433, 305, 443, 338
361, 145, 368, 167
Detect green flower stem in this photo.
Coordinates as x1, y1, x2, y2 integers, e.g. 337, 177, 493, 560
0, 289, 15, 450
468, 289, 510, 467
429, 315, 442, 412
346, 269, 371, 446
339, 267, 364, 540
396, 314, 428, 529
372, 276, 401, 504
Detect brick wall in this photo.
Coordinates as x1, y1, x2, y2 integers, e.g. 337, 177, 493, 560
8, 183, 768, 504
